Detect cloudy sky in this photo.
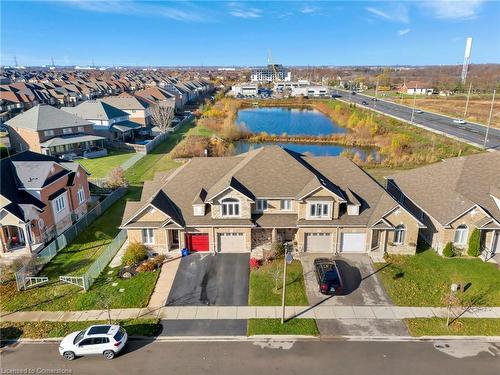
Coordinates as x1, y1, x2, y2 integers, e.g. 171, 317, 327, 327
1, 0, 499, 66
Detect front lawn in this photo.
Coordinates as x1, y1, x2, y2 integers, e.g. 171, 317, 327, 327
76, 150, 136, 178
249, 260, 309, 306
247, 318, 319, 336
0, 318, 160, 340
406, 318, 500, 336
375, 247, 500, 307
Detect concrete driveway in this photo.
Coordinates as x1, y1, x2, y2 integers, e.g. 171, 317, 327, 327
166, 253, 250, 306
300, 253, 392, 306
300, 253, 408, 336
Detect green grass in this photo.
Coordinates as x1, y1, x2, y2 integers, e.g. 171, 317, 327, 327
0, 318, 159, 340
249, 260, 309, 306
76, 150, 136, 178
375, 246, 500, 307
247, 319, 319, 336
406, 318, 500, 336
186, 124, 215, 137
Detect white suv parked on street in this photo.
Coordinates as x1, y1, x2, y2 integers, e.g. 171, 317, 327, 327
59, 324, 128, 360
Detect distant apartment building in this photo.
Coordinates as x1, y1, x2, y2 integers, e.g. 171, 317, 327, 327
251, 64, 291, 82
0, 151, 91, 256
230, 83, 259, 97
4, 105, 106, 158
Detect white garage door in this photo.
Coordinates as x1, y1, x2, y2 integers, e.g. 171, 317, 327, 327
305, 233, 332, 253
218, 233, 246, 253
340, 233, 367, 253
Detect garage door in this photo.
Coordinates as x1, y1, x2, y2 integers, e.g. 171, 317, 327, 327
340, 233, 366, 253
186, 233, 209, 252
304, 233, 332, 253
218, 233, 246, 253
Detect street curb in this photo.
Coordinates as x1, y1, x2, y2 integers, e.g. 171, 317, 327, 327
3, 335, 500, 345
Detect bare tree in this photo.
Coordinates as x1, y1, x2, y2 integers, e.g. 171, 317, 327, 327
268, 262, 282, 294
151, 103, 175, 133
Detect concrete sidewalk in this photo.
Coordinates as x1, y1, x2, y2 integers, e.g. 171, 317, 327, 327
1, 305, 499, 322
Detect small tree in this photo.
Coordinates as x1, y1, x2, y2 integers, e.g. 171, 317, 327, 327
151, 104, 175, 133
106, 167, 126, 189
268, 262, 282, 294
442, 242, 454, 257
467, 228, 481, 257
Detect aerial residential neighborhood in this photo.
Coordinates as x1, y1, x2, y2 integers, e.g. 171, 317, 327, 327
0, 1, 499, 374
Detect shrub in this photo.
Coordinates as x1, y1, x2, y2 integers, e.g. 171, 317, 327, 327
122, 242, 148, 266
442, 242, 454, 257
271, 242, 286, 258
467, 228, 481, 257
249, 257, 261, 270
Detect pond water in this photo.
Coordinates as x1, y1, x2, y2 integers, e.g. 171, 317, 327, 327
234, 141, 378, 159
236, 107, 346, 136
235, 106, 378, 158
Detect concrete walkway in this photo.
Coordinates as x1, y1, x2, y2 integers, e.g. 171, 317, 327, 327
1, 306, 499, 322
148, 256, 182, 308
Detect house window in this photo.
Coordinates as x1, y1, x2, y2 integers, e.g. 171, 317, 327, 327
142, 228, 154, 244
55, 195, 65, 213
77, 187, 85, 205
256, 199, 268, 212
280, 199, 292, 211
393, 225, 406, 245
221, 198, 240, 217
454, 224, 468, 245
77, 126, 84, 132
62, 128, 73, 134
44, 130, 54, 137
193, 205, 205, 216
309, 202, 330, 218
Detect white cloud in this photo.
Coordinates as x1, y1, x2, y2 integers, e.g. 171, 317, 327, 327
301, 6, 319, 14
228, 2, 262, 19
60, 0, 207, 22
419, 0, 485, 20
398, 28, 411, 36
365, 4, 410, 24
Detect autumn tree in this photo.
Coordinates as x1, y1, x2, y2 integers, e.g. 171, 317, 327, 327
151, 104, 175, 133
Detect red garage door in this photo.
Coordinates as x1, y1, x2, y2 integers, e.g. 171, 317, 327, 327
186, 233, 209, 252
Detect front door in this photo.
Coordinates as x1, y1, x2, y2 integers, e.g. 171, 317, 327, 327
492, 231, 500, 255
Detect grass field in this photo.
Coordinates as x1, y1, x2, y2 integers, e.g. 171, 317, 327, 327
406, 318, 500, 336
375, 247, 500, 307
76, 150, 136, 178
0, 318, 159, 340
247, 319, 319, 336
249, 260, 309, 306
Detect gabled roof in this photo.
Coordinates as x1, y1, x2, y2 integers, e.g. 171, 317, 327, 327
4, 105, 92, 131
100, 96, 150, 111
388, 152, 500, 225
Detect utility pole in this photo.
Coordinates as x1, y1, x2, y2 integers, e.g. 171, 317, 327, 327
281, 245, 293, 325
463, 82, 472, 120
410, 84, 418, 123
483, 89, 496, 149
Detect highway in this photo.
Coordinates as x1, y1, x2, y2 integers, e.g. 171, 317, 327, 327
333, 89, 500, 149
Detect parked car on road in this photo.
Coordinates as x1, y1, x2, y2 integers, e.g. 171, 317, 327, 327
361, 101, 369, 105
453, 119, 466, 124
59, 325, 128, 361
415, 109, 424, 114
314, 258, 343, 295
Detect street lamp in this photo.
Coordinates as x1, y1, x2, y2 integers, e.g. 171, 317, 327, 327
281, 244, 294, 324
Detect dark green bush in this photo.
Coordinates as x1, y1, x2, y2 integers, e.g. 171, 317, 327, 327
467, 228, 481, 257
442, 242, 454, 257
122, 242, 148, 266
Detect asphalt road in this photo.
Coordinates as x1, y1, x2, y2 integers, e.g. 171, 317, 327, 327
333, 89, 500, 149
166, 253, 249, 306
1, 339, 499, 375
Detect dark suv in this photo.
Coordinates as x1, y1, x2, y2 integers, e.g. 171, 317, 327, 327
314, 258, 343, 295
